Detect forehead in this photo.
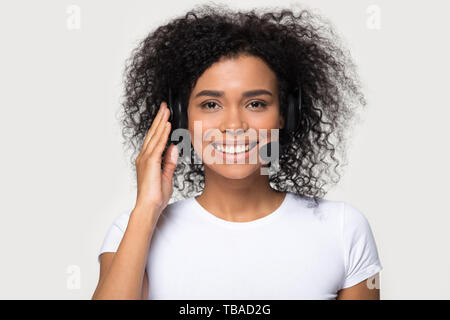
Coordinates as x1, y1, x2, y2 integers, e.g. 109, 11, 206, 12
193, 55, 278, 93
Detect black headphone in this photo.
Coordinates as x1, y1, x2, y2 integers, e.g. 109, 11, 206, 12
283, 86, 302, 135
166, 86, 302, 135
167, 87, 189, 133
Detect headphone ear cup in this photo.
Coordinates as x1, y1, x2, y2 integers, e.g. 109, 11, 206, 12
167, 104, 174, 123
169, 97, 188, 148
168, 87, 174, 124
285, 92, 297, 133
297, 86, 302, 120
284, 87, 302, 134
168, 87, 188, 131
175, 99, 187, 130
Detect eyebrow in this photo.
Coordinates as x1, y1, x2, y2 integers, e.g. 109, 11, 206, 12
194, 89, 273, 99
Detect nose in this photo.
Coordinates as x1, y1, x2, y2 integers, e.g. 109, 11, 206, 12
219, 107, 249, 133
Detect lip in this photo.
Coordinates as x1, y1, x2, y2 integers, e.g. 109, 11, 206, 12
211, 141, 259, 163
211, 140, 258, 147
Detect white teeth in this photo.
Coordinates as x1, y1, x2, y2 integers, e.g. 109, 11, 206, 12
213, 143, 251, 154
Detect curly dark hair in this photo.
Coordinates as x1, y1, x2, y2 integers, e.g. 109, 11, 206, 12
118, 3, 367, 207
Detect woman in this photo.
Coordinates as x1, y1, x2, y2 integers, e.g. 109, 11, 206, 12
92, 4, 382, 300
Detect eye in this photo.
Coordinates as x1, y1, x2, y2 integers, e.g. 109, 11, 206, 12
200, 101, 220, 110
247, 101, 268, 109
200, 101, 268, 110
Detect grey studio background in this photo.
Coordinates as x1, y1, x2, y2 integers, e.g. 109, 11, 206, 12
0, 0, 448, 299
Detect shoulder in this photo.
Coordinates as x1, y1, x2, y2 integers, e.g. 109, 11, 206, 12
282, 194, 347, 240
298, 196, 371, 231
286, 195, 375, 235
340, 201, 374, 237
288, 193, 345, 223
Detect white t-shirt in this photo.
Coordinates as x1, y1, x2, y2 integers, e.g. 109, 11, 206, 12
98, 192, 383, 299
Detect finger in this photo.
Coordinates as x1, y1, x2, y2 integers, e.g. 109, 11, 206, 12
161, 144, 178, 193
142, 102, 167, 153
142, 102, 168, 154
153, 121, 172, 157
144, 105, 171, 156
142, 102, 168, 153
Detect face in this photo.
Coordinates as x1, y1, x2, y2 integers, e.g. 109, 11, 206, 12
187, 54, 284, 179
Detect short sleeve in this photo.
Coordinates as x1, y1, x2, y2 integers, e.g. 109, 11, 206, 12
341, 202, 383, 289
97, 211, 132, 264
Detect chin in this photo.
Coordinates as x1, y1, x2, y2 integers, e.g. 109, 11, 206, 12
206, 162, 262, 180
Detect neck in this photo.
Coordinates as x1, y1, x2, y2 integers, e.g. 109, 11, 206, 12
195, 166, 286, 222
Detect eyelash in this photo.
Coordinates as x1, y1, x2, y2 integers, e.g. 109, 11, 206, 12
200, 101, 268, 110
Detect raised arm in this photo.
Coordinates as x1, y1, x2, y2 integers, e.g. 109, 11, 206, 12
92, 101, 178, 299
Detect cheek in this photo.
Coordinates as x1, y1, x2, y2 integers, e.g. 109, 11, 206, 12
249, 109, 281, 128
187, 111, 219, 135
188, 123, 217, 160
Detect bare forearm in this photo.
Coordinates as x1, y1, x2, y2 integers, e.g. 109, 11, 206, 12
92, 206, 159, 299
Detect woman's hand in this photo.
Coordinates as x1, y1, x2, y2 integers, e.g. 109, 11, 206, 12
134, 102, 179, 216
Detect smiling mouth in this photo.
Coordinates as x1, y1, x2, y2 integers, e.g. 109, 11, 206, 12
211, 141, 258, 154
